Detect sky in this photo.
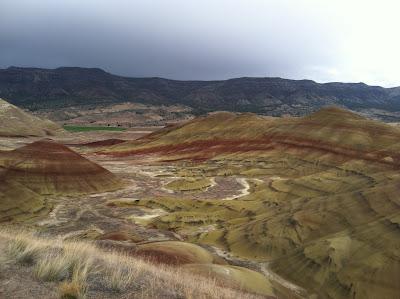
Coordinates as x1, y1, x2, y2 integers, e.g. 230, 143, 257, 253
1, 0, 400, 87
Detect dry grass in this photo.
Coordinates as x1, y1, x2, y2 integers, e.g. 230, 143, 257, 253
59, 280, 85, 299
4, 233, 43, 265
34, 254, 70, 281
0, 229, 265, 299
103, 254, 138, 292
58, 260, 91, 299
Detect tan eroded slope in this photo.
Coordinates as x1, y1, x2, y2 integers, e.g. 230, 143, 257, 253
0, 98, 62, 137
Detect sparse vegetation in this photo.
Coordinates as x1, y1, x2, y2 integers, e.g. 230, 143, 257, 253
34, 254, 72, 282
59, 278, 86, 299
0, 230, 265, 299
103, 255, 138, 292
4, 234, 43, 265
62, 261, 91, 299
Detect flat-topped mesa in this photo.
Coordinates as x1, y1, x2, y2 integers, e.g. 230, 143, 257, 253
0, 139, 122, 194
100, 106, 400, 165
0, 98, 62, 137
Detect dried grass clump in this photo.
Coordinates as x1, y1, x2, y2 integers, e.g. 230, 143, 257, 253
59, 276, 87, 299
34, 241, 95, 282
59, 261, 91, 299
34, 253, 71, 281
59, 281, 82, 299
0, 230, 264, 299
103, 254, 139, 292
4, 233, 43, 265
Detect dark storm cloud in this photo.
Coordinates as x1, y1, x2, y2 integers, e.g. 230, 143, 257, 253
1, 0, 399, 85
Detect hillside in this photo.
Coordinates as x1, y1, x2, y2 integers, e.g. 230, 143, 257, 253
2, 107, 399, 298
97, 107, 400, 299
2, 67, 400, 121
102, 107, 400, 165
0, 139, 122, 195
0, 230, 267, 299
0, 139, 122, 222
0, 98, 62, 137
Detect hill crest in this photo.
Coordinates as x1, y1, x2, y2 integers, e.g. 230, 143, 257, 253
102, 107, 400, 165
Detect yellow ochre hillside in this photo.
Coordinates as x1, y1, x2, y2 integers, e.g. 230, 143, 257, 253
102, 107, 400, 165
0, 98, 62, 137
99, 107, 400, 299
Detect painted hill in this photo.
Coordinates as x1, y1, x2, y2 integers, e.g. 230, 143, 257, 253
2, 67, 400, 120
0, 98, 62, 137
101, 108, 400, 299
0, 140, 122, 222
0, 139, 122, 195
102, 107, 400, 165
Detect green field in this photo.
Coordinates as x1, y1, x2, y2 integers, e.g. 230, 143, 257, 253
63, 125, 126, 132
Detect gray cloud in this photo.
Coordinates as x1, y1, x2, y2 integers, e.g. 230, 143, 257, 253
1, 0, 399, 86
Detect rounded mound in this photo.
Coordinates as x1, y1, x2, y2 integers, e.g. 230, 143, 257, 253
182, 263, 275, 297
135, 241, 224, 265
0, 139, 122, 194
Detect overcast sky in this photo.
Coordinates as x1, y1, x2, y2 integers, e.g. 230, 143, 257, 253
1, 0, 400, 86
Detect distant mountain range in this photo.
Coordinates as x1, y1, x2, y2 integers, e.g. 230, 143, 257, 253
2, 66, 400, 120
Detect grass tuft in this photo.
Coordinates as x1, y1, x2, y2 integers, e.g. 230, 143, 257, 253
59, 280, 85, 299
104, 255, 138, 292
34, 254, 70, 281
34, 242, 93, 282
58, 259, 91, 299
5, 236, 42, 265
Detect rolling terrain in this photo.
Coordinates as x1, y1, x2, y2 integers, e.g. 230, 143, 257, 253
1, 105, 399, 298
98, 107, 400, 299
